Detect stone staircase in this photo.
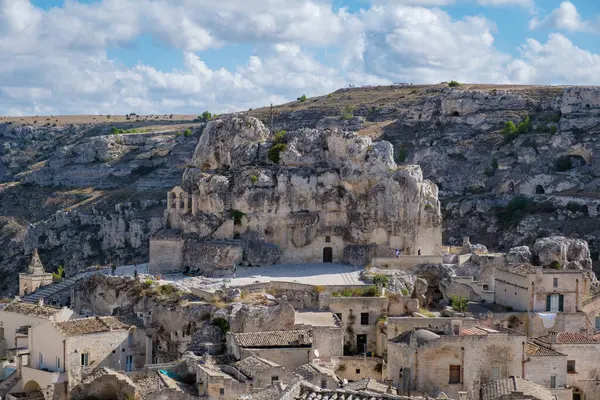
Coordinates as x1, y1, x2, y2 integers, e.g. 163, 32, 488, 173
22, 271, 96, 304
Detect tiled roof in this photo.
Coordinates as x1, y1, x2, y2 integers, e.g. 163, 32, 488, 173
481, 377, 552, 400
239, 383, 286, 400
536, 332, 599, 345
3, 302, 62, 318
460, 326, 499, 336
294, 363, 339, 382
55, 316, 137, 337
235, 356, 280, 378
232, 330, 313, 348
526, 341, 565, 356
292, 382, 404, 399
344, 378, 396, 395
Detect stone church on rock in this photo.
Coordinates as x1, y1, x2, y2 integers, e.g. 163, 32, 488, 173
149, 115, 442, 276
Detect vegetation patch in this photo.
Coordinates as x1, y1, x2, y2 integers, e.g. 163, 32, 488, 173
212, 317, 230, 334
332, 286, 379, 297
448, 80, 460, 87
394, 144, 408, 163
228, 209, 246, 226
502, 116, 531, 143
340, 104, 355, 120
297, 94, 307, 102
450, 296, 468, 312
267, 143, 286, 164
372, 274, 390, 287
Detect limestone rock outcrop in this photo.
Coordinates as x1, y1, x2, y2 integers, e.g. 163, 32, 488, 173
155, 114, 442, 274
532, 236, 592, 270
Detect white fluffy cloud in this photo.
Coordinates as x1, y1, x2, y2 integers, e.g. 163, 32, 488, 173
1, 0, 600, 116
529, 1, 597, 32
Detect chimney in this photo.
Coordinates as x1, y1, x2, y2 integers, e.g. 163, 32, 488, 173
38, 298, 44, 307
549, 331, 557, 346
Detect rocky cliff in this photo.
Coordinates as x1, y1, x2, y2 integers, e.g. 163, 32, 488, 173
3, 83, 600, 294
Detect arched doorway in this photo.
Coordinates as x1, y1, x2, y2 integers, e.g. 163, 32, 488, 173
323, 247, 333, 263
24, 380, 42, 392
573, 387, 582, 400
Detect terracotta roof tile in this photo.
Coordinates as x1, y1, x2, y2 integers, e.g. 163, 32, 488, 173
460, 326, 499, 336
233, 330, 312, 348
2, 302, 62, 318
481, 377, 552, 400
536, 332, 599, 345
55, 316, 136, 337
235, 356, 280, 378
526, 341, 565, 356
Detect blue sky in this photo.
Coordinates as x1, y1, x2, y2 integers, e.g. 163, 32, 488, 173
2, 0, 600, 115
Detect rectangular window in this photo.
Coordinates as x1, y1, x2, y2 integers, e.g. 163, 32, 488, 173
568, 360, 576, 373
39, 352, 44, 368
449, 365, 461, 384
491, 366, 501, 381
547, 294, 564, 312
56, 357, 60, 370
219, 388, 225, 396
271, 376, 279, 384
595, 317, 600, 330
81, 353, 89, 367
553, 278, 558, 288
335, 313, 342, 322
321, 379, 327, 389
0, 327, 4, 340
361, 313, 369, 325
453, 325, 460, 335
550, 375, 557, 389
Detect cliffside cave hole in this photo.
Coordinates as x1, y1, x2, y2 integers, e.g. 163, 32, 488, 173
508, 182, 515, 193
569, 154, 587, 168
451, 111, 460, 117
535, 185, 545, 194
323, 247, 333, 263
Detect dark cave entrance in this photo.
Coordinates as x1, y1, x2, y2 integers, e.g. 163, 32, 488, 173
535, 185, 545, 194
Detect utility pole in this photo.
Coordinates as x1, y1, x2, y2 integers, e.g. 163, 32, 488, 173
270, 103, 274, 134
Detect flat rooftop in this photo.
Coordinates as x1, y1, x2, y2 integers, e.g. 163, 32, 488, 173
295, 311, 339, 327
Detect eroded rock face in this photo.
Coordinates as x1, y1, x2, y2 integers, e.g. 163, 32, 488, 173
532, 236, 592, 270
507, 246, 532, 266
164, 114, 442, 273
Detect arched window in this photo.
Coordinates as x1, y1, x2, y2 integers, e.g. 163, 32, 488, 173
325, 236, 331, 243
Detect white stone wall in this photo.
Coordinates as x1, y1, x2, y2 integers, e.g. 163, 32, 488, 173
312, 326, 344, 361
28, 321, 66, 372
328, 296, 388, 355
149, 239, 184, 274
525, 354, 567, 389
333, 356, 385, 382
387, 333, 525, 399
550, 343, 600, 396
494, 269, 530, 311
240, 348, 310, 371
532, 271, 585, 313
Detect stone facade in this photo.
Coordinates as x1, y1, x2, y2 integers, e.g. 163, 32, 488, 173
387, 327, 525, 399
150, 115, 442, 275
18, 250, 53, 297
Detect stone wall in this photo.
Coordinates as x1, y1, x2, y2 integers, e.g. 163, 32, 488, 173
240, 348, 310, 371
524, 353, 567, 391
494, 269, 531, 311
333, 356, 385, 382
312, 326, 344, 361
385, 317, 478, 339
550, 342, 600, 397
149, 237, 184, 274
371, 256, 444, 269
387, 332, 525, 399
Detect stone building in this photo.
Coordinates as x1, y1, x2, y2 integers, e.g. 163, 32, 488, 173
480, 377, 554, 400
150, 115, 442, 275
8, 315, 145, 400
387, 326, 525, 399
532, 332, 600, 400
18, 250, 53, 297
0, 301, 74, 358
523, 341, 571, 400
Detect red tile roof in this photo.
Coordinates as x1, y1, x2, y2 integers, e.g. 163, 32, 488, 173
526, 341, 565, 356
536, 332, 599, 345
460, 326, 500, 336
232, 330, 312, 348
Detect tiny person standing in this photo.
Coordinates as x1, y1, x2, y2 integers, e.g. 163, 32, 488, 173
232, 263, 237, 279
395, 249, 400, 258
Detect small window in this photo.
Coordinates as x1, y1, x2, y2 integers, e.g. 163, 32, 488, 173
553, 278, 558, 288
595, 317, 600, 330
491, 366, 501, 380
449, 365, 461, 384
271, 376, 279, 384
567, 360, 576, 373
81, 353, 89, 367
0, 327, 4, 340
550, 375, 557, 389
219, 387, 225, 396
39, 352, 44, 367
361, 313, 369, 325
483, 285, 489, 291
356, 368, 361, 374
56, 357, 60, 370
453, 325, 460, 335
335, 313, 342, 322
321, 379, 327, 389
325, 236, 331, 243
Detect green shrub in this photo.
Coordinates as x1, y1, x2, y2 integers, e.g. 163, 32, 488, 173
212, 317, 230, 334
268, 143, 286, 164
496, 196, 534, 227
549, 260, 561, 270
549, 125, 557, 134
183, 128, 192, 137
340, 105, 355, 120
394, 144, 407, 163
373, 274, 390, 287
175, 131, 182, 137
554, 156, 572, 171
297, 94, 307, 102
250, 175, 258, 184
273, 130, 287, 143
450, 296, 468, 312
332, 286, 379, 297
401, 287, 410, 296
517, 116, 531, 134
52, 265, 65, 283
229, 209, 246, 226
159, 284, 177, 296
198, 111, 212, 122
448, 80, 460, 87
143, 278, 153, 289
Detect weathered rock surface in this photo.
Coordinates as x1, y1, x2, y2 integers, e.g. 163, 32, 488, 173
532, 236, 592, 270
506, 246, 532, 266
